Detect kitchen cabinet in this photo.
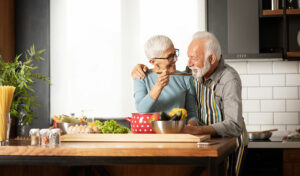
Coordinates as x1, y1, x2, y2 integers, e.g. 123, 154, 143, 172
207, 0, 262, 59
259, 0, 300, 60
207, 0, 300, 60
284, 149, 300, 176
244, 140, 300, 176
242, 148, 300, 176
242, 148, 283, 176
0, 0, 15, 62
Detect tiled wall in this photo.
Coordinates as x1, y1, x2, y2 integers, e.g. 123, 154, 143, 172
226, 61, 300, 132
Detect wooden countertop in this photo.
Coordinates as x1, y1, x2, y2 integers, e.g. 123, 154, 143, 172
0, 137, 236, 158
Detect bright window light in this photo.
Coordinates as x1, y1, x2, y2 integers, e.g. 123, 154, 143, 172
51, 0, 205, 118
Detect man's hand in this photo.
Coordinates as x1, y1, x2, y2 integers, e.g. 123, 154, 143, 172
131, 64, 148, 79
182, 125, 217, 136
187, 120, 197, 126
182, 125, 202, 135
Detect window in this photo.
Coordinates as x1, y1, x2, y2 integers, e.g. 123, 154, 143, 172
50, 0, 205, 118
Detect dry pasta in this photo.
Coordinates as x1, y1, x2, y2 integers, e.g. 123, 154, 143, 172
0, 86, 16, 141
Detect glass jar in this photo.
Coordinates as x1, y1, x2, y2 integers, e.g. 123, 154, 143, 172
17, 106, 30, 137
0, 112, 10, 145
29, 128, 40, 145
49, 128, 61, 146
40, 129, 50, 146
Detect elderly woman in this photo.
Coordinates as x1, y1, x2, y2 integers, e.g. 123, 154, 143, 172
134, 35, 197, 121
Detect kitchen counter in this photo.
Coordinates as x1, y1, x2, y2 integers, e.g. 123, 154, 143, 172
244, 135, 300, 176
248, 136, 300, 148
0, 137, 237, 176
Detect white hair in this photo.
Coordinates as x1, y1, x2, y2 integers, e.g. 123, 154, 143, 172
144, 35, 174, 59
192, 31, 222, 61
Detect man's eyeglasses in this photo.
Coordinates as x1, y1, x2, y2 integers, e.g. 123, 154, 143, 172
154, 49, 179, 62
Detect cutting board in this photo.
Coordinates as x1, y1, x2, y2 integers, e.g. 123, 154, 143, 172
61, 134, 210, 143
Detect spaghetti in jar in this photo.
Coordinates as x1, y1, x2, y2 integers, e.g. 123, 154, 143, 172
0, 86, 15, 142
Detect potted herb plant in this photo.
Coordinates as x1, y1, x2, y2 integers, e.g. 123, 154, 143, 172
0, 45, 50, 137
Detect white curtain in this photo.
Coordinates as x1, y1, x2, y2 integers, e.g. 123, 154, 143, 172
50, 0, 206, 118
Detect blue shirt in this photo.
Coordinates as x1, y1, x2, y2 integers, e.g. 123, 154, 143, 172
134, 70, 197, 121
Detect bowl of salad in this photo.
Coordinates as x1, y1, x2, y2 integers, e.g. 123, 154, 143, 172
53, 114, 87, 134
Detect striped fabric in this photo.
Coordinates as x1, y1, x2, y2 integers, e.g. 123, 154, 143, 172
195, 80, 245, 176
235, 127, 245, 176
196, 83, 223, 124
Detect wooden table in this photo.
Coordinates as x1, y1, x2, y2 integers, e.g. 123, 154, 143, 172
0, 137, 237, 176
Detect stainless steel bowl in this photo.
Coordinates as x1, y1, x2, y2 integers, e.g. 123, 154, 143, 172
248, 132, 272, 140
151, 121, 185, 134
56, 123, 81, 134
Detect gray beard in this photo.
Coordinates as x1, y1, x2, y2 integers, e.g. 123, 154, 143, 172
189, 60, 211, 79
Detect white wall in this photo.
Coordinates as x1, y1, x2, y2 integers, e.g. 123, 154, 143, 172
50, 0, 206, 118
50, 1, 300, 132
227, 61, 300, 132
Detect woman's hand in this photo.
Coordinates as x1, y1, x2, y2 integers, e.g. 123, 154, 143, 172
131, 64, 148, 79
156, 70, 169, 89
149, 70, 169, 100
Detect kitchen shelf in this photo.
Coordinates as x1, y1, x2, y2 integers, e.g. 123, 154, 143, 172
262, 9, 300, 16
260, 2, 300, 60
287, 52, 300, 58
262, 9, 283, 16
287, 9, 300, 15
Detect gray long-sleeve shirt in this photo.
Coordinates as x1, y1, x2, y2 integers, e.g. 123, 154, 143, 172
188, 59, 249, 145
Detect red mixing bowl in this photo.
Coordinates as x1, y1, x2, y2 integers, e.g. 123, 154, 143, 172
125, 113, 158, 134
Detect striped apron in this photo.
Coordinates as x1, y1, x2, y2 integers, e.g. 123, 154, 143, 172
195, 80, 246, 176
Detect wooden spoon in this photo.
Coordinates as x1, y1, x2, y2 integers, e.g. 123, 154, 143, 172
156, 72, 192, 76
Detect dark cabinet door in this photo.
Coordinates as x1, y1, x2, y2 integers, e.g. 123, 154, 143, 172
227, 0, 259, 54
284, 149, 300, 176
207, 0, 260, 58
242, 148, 283, 176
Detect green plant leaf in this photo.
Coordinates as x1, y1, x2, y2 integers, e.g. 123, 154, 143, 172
0, 44, 50, 126
15, 54, 22, 62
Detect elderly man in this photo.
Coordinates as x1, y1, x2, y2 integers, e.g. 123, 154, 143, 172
132, 31, 248, 176
185, 31, 248, 176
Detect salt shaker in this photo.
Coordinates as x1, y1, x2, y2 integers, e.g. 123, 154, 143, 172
40, 129, 50, 146
29, 128, 40, 145
49, 128, 61, 146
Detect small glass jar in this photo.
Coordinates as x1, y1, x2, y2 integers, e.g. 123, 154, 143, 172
49, 128, 61, 146
29, 128, 40, 145
40, 129, 50, 146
